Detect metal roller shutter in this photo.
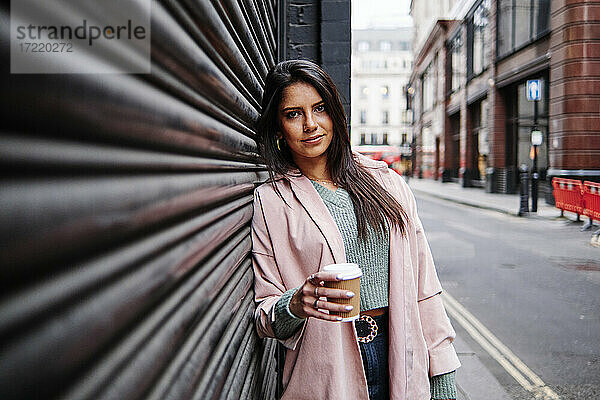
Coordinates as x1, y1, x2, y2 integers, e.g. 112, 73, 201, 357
0, 1, 279, 399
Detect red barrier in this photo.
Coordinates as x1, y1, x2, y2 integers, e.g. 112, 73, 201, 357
583, 181, 600, 222
552, 178, 584, 217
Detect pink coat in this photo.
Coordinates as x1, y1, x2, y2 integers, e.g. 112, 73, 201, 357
251, 153, 461, 400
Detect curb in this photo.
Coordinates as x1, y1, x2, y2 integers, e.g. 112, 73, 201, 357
411, 188, 600, 228
410, 188, 524, 218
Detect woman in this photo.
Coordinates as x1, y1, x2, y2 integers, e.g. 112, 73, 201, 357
251, 59, 460, 400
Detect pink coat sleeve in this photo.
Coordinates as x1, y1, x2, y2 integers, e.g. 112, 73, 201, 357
251, 187, 307, 350
389, 171, 461, 377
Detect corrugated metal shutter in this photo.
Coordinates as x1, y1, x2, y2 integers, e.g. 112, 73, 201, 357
0, 1, 280, 399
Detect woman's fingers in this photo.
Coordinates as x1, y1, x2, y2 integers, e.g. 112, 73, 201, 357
290, 272, 355, 321
310, 286, 355, 299
300, 294, 354, 314
302, 306, 342, 322
301, 285, 351, 299
293, 294, 353, 321
299, 299, 346, 321
309, 271, 342, 283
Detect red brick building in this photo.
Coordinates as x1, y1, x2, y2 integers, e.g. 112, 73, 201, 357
409, 0, 599, 200
547, 0, 600, 185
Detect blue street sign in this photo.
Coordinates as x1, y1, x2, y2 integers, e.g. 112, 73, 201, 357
526, 79, 542, 101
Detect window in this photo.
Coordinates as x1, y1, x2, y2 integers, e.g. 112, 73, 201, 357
497, 0, 550, 58
382, 133, 389, 145
514, 0, 531, 47
411, 83, 419, 117
401, 109, 413, 124
370, 133, 378, 144
479, 99, 490, 156
497, 0, 512, 56
533, 0, 550, 37
381, 85, 390, 99
382, 111, 389, 124
422, 126, 434, 152
422, 64, 434, 112
513, 79, 548, 169
360, 109, 367, 124
358, 41, 370, 52
449, 34, 463, 92
369, 60, 386, 69
360, 133, 366, 145
468, 0, 490, 78
380, 41, 392, 51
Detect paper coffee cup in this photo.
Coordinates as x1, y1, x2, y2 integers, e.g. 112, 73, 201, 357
322, 263, 362, 322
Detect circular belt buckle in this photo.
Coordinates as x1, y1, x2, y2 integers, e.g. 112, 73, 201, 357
357, 314, 378, 343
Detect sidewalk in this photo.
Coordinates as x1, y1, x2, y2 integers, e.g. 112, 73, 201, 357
454, 334, 512, 400
407, 177, 562, 220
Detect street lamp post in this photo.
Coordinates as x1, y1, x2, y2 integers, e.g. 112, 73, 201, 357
531, 99, 540, 213
526, 79, 543, 213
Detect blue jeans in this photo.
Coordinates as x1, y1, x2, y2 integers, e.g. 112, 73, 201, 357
356, 313, 389, 400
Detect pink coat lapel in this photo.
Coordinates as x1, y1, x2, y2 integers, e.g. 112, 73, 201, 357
285, 173, 347, 266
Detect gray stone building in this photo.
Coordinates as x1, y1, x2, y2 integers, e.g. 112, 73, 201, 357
351, 27, 414, 148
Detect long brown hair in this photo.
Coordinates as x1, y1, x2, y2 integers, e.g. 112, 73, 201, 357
256, 59, 408, 240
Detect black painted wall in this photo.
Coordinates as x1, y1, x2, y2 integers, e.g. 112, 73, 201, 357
284, 0, 352, 134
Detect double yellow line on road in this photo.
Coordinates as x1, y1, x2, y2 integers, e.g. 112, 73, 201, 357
442, 291, 560, 400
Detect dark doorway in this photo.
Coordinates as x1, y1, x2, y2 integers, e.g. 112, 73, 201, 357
449, 112, 460, 181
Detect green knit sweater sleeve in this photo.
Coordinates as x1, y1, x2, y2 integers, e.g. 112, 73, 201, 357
430, 370, 457, 399
272, 286, 306, 339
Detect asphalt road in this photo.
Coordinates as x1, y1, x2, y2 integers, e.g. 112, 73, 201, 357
415, 193, 600, 400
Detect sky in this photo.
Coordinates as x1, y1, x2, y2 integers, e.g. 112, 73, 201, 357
351, 0, 413, 29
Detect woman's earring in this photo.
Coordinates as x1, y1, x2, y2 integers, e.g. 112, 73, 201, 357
277, 138, 282, 151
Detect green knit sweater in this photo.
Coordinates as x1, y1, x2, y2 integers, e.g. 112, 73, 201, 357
271, 181, 456, 399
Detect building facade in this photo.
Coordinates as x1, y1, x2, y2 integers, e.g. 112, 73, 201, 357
409, 0, 600, 197
351, 27, 414, 149
410, 20, 457, 179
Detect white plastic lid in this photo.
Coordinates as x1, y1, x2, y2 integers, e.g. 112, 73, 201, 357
323, 263, 362, 280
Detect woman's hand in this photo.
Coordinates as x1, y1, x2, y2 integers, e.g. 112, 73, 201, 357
288, 271, 356, 321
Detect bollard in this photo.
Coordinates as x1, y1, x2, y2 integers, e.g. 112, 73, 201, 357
531, 170, 539, 212
518, 164, 529, 216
